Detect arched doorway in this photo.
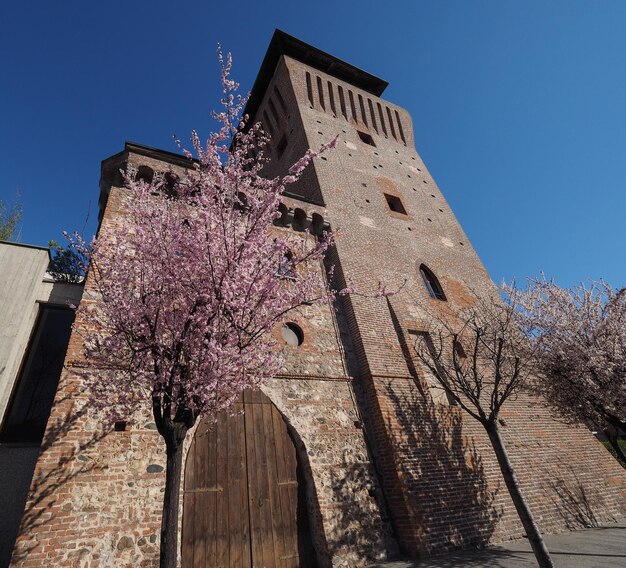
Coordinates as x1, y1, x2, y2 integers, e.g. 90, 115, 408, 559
182, 389, 317, 567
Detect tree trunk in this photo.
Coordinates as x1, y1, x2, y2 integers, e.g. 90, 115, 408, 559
484, 421, 554, 568
607, 434, 626, 465
160, 435, 185, 568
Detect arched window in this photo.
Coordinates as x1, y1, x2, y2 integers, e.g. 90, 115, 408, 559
135, 165, 154, 184
419, 264, 446, 301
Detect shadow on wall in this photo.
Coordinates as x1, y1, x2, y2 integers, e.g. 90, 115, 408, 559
326, 452, 396, 563
6, 377, 106, 566
550, 468, 605, 530
382, 299, 502, 555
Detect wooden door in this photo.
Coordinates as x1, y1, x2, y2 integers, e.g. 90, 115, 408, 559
182, 390, 316, 568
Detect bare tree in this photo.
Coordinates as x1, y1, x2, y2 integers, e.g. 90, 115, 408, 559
413, 294, 553, 568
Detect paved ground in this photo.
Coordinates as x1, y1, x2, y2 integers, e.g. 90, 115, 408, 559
369, 523, 626, 567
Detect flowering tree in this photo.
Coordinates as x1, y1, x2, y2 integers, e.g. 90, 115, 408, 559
71, 51, 336, 567
509, 277, 626, 463
413, 295, 554, 568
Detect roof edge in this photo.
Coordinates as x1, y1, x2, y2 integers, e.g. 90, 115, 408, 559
243, 29, 388, 123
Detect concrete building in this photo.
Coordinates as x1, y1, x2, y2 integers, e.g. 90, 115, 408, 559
0, 242, 83, 566
9, 31, 626, 567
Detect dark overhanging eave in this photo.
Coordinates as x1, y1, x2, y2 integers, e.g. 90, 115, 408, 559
243, 29, 388, 123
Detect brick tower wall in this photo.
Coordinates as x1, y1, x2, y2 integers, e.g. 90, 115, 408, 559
264, 53, 626, 556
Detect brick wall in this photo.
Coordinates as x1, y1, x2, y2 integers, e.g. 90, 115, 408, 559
277, 53, 626, 557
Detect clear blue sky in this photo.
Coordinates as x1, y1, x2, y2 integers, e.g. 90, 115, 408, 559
2, 1, 625, 288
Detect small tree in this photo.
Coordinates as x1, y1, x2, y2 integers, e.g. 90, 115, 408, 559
0, 193, 23, 241
47, 239, 88, 283
413, 295, 554, 568
509, 277, 626, 464
70, 51, 336, 568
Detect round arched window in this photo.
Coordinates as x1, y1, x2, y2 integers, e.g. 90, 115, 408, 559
281, 322, 304, 346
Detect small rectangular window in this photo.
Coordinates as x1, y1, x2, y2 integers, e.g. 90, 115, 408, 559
384, 193, 407, 215
357, 131, 376, 147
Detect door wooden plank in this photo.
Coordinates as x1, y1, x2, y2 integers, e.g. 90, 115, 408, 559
272, 406, 298, 563
239, 403, 252, 568
193, 427, 207, 568
251, 395, 274, 568
182, 437, 194, 567
215, 412, 229, 568
263, 399, 286, 568
206, 417, 218, 567
245, 397, 263, 568
226, 405, 244, 568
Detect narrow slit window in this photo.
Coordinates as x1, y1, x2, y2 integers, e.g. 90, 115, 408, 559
338, 86, 347, 118
358, 94, 368, 126
327, 81, 336, 116
316, 76, 325, 110
276, 135, 288, 159
386, 107, 397, 139
395, 110, 406, 143
368, 99, 378, 133
419, 264, 446, 301
262, 110, 274, 135
377, 102, 388, 136
273, 86, 287, 112
348, 90, 357, 121
268, 98, 280, 125
384, 193, 407, 215
306, 72, 314, 107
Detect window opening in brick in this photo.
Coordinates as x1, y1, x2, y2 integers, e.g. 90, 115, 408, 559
348, 90, 357, 121
281, 322, 304, 346
395, 110, 407, 144
273, 86, 287, 112
368, 99, 378, 133
262, 110, 274, 135
419, 264, 446, 301
377, 102, 388, 136
386, 107, 397, 140
384, 193, 407, 215
327, 81, 336, 116
268, 98, 280, 125
114, 421, 127, 432
316, 76, 325, 110
306, 72, 314, 107
357, 131, 376, 147
136, 165, 154, 184
358, 94, 368, 126
338, 85, 347, 118
276, 135, 288, 159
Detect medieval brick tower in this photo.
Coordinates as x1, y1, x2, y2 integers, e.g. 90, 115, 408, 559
9, 30, 626, 567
